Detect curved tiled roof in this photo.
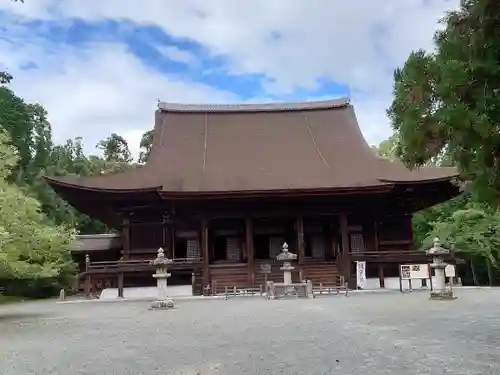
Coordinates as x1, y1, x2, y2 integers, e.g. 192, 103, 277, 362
45, 99, 458, 195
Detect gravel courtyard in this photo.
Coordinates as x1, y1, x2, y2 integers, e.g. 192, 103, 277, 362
1, 289, 499, 375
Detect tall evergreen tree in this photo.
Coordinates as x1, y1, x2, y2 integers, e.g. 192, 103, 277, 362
388, 0, 500, 205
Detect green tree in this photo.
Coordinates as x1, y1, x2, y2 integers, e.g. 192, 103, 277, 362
139, 129, 153, 164
97, 133, 132, 163
372, 135, 398, 161
0, 130, 76, 294
97, 133, 133, 173
0, 86, 34, 183
387, 0, 500, 204
425, 206, 500, 286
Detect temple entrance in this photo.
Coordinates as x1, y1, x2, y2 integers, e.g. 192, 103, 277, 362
209, 219, 244, 263
253, 218, 295, 260
174, 230, 201, 260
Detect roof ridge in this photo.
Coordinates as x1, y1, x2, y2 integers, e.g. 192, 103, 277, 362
157, 97, 350, 113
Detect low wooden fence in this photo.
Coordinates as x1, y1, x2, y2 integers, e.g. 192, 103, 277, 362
210, 283, 265, 299
208, 278, 348, 299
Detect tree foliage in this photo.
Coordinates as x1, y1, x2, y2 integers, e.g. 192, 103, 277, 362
372, 135, 398, 161
425, 207, 500, 266
97, 133, 133, 173
374, 133, 500, 284
388, 0, 500, 205
0, 130, 76, 282
139, 129, 153, 164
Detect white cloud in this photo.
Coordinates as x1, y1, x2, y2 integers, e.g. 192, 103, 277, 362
1, 0, 461, 152
157, 45, 196, 66
0, 35, 239, 159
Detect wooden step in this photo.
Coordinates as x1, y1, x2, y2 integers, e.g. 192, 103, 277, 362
300, 262, 340, 285
210, 264, 248, 289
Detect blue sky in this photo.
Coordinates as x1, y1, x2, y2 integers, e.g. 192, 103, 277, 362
0, 0, 458, 159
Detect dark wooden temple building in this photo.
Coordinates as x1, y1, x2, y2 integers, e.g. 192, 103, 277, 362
46, 98, 460, 295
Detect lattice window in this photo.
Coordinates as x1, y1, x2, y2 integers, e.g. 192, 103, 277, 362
186, 238, 200, 258
349, 232, 365, 253
226, 237, 242, 261
312, 235, 325, 259
269, 236, 285, 259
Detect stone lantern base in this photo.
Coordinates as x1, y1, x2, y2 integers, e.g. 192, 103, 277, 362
429, 290, 457, 301
149, 298, 175, 310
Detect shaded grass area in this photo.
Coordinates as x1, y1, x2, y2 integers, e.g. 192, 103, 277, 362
0, 295, 51, 321
0, 295, 47, 305
0, 295, 25, 305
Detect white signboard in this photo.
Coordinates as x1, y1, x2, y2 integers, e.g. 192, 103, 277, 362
445, 264, 456, 277
356, 261, 366, 289
400, 264, 429, 280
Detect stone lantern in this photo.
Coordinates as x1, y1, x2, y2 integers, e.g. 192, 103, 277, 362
276, 242, 297, 285
149, 247, 175, 310
426, 237, 456, 300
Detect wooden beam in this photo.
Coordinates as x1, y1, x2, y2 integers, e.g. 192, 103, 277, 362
246, 217, 255, 286
201, 219, 210, 287
296, 216, 305, 264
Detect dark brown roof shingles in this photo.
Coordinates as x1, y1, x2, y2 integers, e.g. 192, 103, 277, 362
45, 98, 458, 194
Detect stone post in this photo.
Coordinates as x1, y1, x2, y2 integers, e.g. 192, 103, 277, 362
149, 248, 175, 310
276, 242, 297, 284
426, 237, 456, 300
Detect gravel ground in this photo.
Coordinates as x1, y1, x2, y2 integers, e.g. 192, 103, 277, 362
1, 289, 499, 375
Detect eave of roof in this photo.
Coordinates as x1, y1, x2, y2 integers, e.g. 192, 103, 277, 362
44, 175, 162, 193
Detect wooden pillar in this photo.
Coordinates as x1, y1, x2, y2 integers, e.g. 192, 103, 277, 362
121, 216, 131, 260
84, 277, 92, 297
406, 214, 413, 244
246, 217, 255, 286
171, 227, 176, 259
201, 219, 210, 287
296, 216, 305, 264
340, 214, 349, 256
339, 213, 352, 286
378, 264, 385, 288
162, 214, 172, 259
117, 272, 124, 298
323, 222, 332, 261
374, 220, 384, 287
